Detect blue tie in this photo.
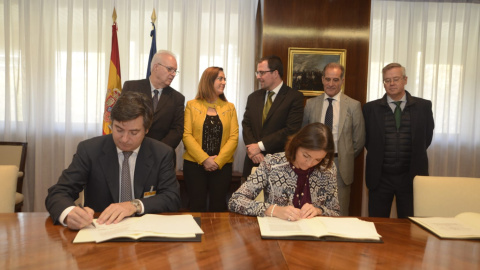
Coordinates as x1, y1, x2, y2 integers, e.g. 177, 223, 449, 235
325, 98, 334, 130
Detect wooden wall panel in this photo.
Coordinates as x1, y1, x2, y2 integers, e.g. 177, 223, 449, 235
262, 0, 371, 216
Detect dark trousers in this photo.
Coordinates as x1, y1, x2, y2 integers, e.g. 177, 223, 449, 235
368, 172, 414, 218
183, 160, 232, 212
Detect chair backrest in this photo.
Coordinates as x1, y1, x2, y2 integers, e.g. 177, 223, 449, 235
413, 175, 480, 217
0, 142, 27, 194
0, 165, 19, 213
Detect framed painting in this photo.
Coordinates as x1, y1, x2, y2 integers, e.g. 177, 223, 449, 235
287, 47, 347, 96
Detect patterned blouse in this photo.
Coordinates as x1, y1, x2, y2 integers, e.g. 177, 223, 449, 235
228, 152, 340, 217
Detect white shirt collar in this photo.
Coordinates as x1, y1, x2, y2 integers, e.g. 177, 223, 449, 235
324, 91, 342, 101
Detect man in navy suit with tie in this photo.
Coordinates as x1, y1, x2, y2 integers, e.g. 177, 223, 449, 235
122, 50, 185, 150
242, 55, 304, 177
46, 92, 180, 230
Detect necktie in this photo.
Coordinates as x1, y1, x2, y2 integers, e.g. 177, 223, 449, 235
394, 101, 402, 130
153, 89, 159, 111
120, 151, 133, 202
325, 98, 334, 130
262, 91, 275, 125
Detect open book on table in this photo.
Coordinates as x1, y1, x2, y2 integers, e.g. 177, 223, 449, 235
73, 214, 204, 243
257, 216, 382, 242
409, 212, 480, 240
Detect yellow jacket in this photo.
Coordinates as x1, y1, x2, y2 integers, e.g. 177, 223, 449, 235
183, 98, 239, 169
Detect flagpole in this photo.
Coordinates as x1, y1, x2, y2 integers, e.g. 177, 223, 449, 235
146, 8, 157, 79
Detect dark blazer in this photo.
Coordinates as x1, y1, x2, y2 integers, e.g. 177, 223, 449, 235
242, 83, 304, 176
363, 91, 434, 190
45, 135, 181, 224
123, 79, 185, 150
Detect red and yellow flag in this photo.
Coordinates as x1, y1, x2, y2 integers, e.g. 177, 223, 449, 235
102, 22, 122, 135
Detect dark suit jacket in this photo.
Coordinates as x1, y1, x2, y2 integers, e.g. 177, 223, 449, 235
363, 91, 434, 190
242, 83, 304, 176
45, 135, 181, 224
123, 79, 185, 150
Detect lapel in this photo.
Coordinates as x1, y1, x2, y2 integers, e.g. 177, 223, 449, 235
133, 139, 154, 198
254, 89, 267, 127
338, 94, 348, 137
315, 93, 326, 122
404, 91, 417, 141
374, 95, 390, 143
99, 135, 121, 202
155, 86, 171, 115
140, 79, 152, 98
264, 84, 287, 124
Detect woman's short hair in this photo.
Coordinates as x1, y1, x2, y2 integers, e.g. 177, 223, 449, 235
284, 123, 335, 170
196, 67, 226, 102
111, 91, 153, 131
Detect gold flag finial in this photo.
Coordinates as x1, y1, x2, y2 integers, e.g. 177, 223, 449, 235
151, 8, 157, 23
112, 7, 117, 23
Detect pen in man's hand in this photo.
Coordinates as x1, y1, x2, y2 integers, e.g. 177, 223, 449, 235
77, 203, 96, 228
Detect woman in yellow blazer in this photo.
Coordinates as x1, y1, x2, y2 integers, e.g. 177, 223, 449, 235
183, 67, 239, 211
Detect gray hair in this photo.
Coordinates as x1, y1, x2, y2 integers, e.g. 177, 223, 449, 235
150, 50, 177, 72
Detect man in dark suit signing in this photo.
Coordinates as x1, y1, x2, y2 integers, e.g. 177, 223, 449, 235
242, 55, 304, 177
46, 91, 181, 230
363, 63, 434, 218
122, 50, 185, 150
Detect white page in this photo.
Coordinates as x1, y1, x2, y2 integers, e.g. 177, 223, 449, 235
412, 217, 480, 237
74, 214, 203, 243
318, 217, 382, 239
135, 214, 204, 234
455, 212, 480, 230
258, 217, 325, 237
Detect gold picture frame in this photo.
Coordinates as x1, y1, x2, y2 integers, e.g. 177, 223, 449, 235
287, 47, 347, 96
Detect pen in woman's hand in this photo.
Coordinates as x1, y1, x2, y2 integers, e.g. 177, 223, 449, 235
77, 203, 96, 228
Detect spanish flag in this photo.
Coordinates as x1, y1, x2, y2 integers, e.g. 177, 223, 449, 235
102, 22, 122, 135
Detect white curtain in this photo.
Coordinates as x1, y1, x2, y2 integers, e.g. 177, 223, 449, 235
366, 0, 480, 215
1, 0, 257, 212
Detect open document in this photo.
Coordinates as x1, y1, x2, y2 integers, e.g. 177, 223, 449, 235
409, 212, 480, 240
73, 214, 204, 243
257, 216, 382, 242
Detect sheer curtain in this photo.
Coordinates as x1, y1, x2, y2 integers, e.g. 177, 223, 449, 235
366, 0, 480, 215
1, 0, 257, 212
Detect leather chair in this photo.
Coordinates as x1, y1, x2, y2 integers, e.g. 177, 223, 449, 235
0, 142, 27, 212
413, 175, 480, 217
0, 165, 19, 213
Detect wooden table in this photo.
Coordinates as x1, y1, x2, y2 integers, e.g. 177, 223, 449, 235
1, 212, 479, 269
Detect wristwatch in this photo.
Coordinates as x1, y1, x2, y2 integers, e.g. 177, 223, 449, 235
131, 199, 142, 214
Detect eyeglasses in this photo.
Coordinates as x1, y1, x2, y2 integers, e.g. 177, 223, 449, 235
216, 77, 226, 82
383, 77, 403, 84
255, 70, 274, 76
158, 63, 179, 75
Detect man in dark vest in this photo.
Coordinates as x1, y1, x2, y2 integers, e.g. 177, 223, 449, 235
363, 63, 434, 218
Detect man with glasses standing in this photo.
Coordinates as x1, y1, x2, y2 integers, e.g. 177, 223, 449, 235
363, 63, 434, 218
242, 55, 304, 178
123, 50, 185, 151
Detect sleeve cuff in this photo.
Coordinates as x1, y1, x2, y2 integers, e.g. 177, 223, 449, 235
59, 206, 75, 226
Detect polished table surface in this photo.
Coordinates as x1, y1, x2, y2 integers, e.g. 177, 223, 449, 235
1, 212, 479, 269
